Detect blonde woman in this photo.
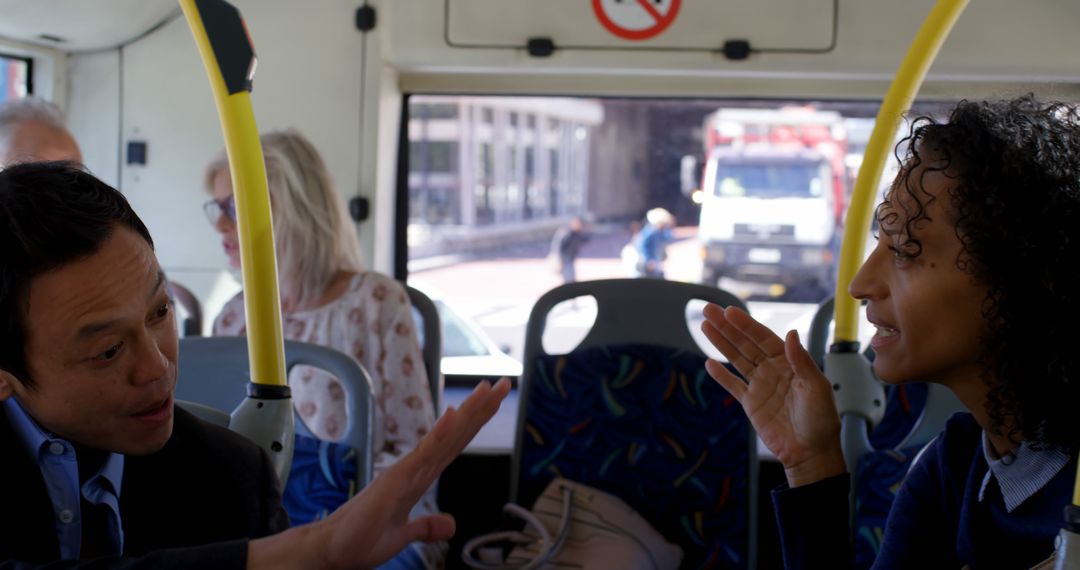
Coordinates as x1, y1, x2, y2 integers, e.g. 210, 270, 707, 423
205, 130, 440, 569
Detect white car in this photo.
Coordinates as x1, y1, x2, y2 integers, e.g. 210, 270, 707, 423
409, 282, 524, 379
433, 299, 523, 378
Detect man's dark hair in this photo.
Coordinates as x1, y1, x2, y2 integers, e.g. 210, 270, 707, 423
0, 162, 153, 388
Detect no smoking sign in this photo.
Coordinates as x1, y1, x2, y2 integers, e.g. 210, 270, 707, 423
592, 0, 682, 41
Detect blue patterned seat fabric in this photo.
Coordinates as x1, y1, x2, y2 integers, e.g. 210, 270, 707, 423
853, 383, 930, 569
518, 344, 752, 569
868, 383, 929, 450
282, 433, 359, 525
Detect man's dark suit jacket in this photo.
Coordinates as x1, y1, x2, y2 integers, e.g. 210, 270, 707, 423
1, 404, 290, 569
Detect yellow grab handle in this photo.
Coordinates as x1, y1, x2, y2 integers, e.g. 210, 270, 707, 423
180, 0, 286, 387
1074, 450, 1080, 506
834, 0, 969, 343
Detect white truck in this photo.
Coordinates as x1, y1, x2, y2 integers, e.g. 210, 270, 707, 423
697, 145, 840, 296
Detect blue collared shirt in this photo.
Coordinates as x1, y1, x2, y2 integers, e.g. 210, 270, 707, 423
978, 431, 1070, 513
3, 397, 125, 560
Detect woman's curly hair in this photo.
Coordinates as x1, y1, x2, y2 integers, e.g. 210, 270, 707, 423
883, 95, 1080, 450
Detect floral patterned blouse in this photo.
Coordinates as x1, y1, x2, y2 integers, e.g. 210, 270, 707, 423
213, 271, 443, 568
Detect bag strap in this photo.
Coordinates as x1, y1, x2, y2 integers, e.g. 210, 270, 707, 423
462, 483, 575, 570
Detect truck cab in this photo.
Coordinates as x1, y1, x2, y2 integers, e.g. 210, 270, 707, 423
698, 146, 838, 296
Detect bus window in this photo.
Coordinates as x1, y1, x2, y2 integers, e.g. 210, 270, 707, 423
402, 95, 949, 380
0, 54, 31, 102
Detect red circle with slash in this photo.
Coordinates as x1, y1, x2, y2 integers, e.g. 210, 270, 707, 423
592, 0, 682, 41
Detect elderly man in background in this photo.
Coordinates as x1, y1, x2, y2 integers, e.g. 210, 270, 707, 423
0, 96, 82, 166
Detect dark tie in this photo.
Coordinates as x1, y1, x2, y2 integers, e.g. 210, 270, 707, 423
79, 498, 118, 560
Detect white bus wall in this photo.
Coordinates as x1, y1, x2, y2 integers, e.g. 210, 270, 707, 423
59, 0, 388, 332
67, 51, 120, 188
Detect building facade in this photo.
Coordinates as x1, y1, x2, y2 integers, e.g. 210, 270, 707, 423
407, 96, 603, 257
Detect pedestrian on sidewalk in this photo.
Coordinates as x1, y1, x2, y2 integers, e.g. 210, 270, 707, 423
549, 216, 590, 284
633, 208, 676, 279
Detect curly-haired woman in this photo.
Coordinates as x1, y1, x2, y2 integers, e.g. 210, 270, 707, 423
702, 96, 1080, 569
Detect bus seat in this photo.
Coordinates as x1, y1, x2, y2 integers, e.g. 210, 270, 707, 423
807, 294, 838, 372
405, 283, 443, 413
511, 279, 757, 569
850, 381, 962, 568
167, 280, 203, 337
174, 336, 375, 524
176, 399, 230, 427
806, 296, 963, 568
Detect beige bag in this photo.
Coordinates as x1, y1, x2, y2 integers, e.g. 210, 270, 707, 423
463, 478, 683, 570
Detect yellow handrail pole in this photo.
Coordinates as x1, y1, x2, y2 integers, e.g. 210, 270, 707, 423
1074, 464, 1079, 507
179, 0, 286, 388
833, 0, 969, 343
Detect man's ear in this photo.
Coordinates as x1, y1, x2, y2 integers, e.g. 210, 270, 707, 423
0, 369, 17, 401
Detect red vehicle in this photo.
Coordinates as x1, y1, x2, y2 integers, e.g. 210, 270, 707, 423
693, 107, 849, 295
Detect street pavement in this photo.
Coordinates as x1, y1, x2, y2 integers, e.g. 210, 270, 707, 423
410, 226, 874, 364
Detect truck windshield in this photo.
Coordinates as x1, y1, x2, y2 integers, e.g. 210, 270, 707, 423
714, 162, 824, 199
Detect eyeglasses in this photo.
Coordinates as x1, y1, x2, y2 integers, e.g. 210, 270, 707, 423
203, 195, 237, 225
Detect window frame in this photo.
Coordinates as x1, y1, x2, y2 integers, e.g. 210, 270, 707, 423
0, 52, 34, 100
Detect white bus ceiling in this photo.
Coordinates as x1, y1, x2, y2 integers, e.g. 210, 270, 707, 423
0, 1, 177, 51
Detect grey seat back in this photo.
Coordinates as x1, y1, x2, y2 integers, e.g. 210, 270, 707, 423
174, 336, 374, 484
513, 279, 757, 569
167, 280, 203, 337
405, 284, 443, 413
176, 400, 231, 426
524, 278, 747, 356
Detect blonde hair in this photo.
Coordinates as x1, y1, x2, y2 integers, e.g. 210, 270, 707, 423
205, 129, 363, 310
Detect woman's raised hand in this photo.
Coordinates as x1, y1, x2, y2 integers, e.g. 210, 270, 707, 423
701, 304, 846, 487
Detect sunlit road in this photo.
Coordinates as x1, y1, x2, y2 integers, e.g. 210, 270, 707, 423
411, 226, 873, 364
